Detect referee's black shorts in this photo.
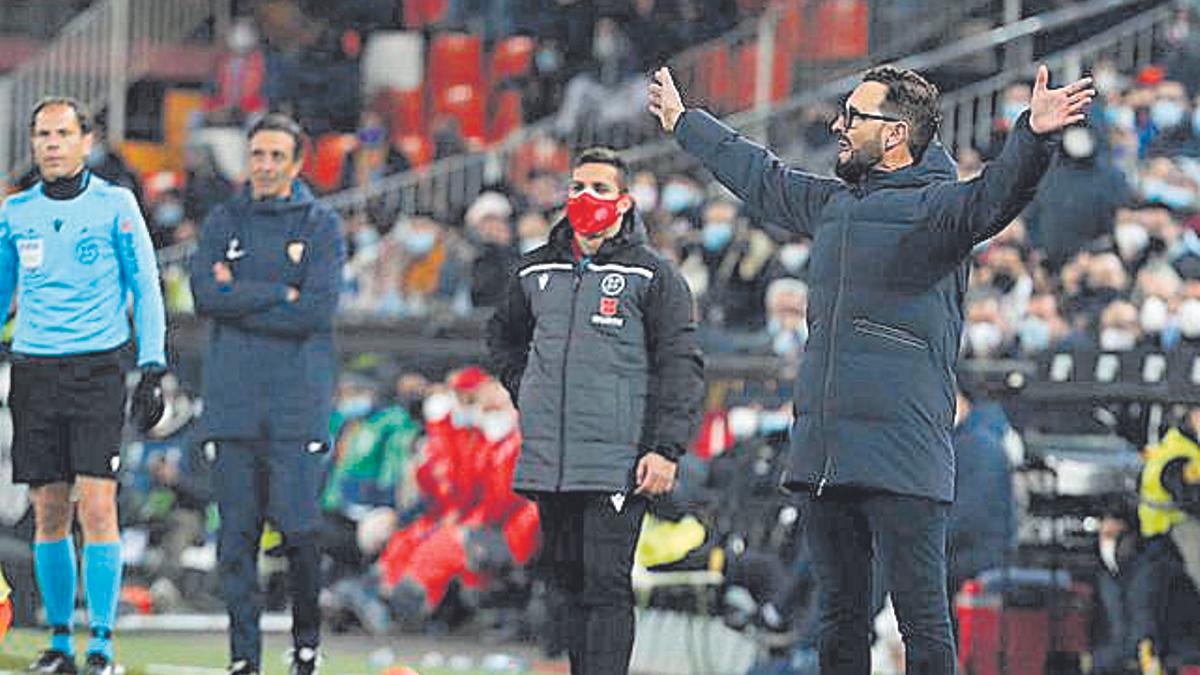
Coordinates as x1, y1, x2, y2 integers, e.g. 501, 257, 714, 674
10, 347, 127, 487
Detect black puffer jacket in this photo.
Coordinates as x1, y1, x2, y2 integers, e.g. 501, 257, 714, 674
487, 212, 704, 493
677, 109, 1055, 502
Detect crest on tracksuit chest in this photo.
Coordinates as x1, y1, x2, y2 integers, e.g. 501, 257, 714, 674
592, 272, 627, 327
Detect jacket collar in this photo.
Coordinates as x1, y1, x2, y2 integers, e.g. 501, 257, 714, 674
234, 179, 315, 214
855, 139, 958, 192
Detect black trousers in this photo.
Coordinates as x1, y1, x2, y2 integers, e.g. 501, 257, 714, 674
211, 439, 323, 669
806, 488, 956, 675
535, 491, 647, 675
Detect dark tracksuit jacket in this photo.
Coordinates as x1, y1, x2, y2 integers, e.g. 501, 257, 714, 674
487, 212, 705, 493
676, 109, 1055, 503
190, 181, 343, 444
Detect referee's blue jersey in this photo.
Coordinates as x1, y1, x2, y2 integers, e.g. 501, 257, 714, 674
0, 172, 166, 366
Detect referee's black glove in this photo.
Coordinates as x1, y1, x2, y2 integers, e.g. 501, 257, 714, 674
130, 365, 168, 432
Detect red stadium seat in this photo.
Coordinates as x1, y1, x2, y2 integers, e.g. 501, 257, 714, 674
805, 0, 868, 61
384, 87, 426, 139
436, 83, 487, 145
734, 42, 757, 110
428, 32, 484, 94
698, 44, 734, 113
404, 0, 448, 29
489, 88, 523, 143
490, 35, 535, 84
307, 133, 354, 193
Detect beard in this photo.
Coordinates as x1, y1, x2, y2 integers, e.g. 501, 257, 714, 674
834, 134, 885, 183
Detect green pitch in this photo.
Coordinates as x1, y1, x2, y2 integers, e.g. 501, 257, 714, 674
0, 628, 521, 675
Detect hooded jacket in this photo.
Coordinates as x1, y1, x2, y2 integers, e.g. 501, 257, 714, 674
487, 211, 704, 493
677, 109, 1055, 502
190, 181, 344, 442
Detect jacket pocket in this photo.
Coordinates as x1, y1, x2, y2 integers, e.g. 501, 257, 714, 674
852, 317, 928, 351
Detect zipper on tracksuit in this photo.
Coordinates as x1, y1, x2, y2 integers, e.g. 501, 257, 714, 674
815, 197, 855, 497
556, 260, 586, 490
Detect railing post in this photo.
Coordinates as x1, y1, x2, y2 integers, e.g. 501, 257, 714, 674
107, 0, 130, 144
754, 3, 776, 113
0, 77, 12, 180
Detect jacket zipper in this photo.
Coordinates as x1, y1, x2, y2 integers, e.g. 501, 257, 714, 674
852, 318, 928, 350
556, 262, 584, 490
816, 201, 854, 497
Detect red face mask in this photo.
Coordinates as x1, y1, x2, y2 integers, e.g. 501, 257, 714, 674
567, 190, 624, 237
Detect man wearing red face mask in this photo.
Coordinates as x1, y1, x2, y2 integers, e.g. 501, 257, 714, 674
488, 147, 704, 674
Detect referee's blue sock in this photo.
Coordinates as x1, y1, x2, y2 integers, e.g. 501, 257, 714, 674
33, 537, 76, 655
83, 542, 122, 660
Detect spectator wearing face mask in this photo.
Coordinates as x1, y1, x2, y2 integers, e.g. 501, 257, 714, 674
1025, 126, 1132, 270
1016, 292, 1079, 355
1069, 252, 1131, 320
691, 199, 778, 328
376, 216, 453, 316
962, 295, 1013, 359
1176, 296, 1200, 350
515, 210, 551, 255
1146, 81, 1199, 158
1096, 300, 1143, 352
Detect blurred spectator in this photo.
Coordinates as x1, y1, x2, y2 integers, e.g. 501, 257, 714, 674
962, 295, 1012, 359
947, 386, 1016, 597
1140, 156, 1199, 212
147, 187, 187, 250
1092, 512, 1142, 675
465, 192, 517, 309
339, 111, 411, 192
1146, 80, 1199, 157
1025, 126, 1130, 270
758, 277, 808, 362
203, 18, 267, 125
688, 199, 777, 328
432, 115, 468, 160
1097, 300, 1142, 352
515, 210, 551, 254
1016, 292, 1076, 355
183, 143, 233, 225
1068, 252, 1130, 319
84, 118, 145, 207
554, 17, 648, 136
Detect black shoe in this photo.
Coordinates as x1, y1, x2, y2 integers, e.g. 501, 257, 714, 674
82, 653, 117, 675
27, 650, 77, 673
227, 660, 259, 675
287, 646, 321, 675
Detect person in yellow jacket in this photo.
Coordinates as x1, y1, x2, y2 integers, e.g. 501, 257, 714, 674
1138, 410, 1200, 590
1136, 409, 1200, 673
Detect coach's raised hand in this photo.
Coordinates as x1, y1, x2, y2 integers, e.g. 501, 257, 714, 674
649, 66, 685, 133
1028, 64, 1095, 135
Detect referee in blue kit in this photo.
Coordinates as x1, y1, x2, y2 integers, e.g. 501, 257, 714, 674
0, 98, 167, 675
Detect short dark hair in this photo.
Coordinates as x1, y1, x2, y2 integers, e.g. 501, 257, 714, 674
247, 113, 306, 160
862, 65, 941, 162
29, 97, 93, 135
573, 146, 629, 189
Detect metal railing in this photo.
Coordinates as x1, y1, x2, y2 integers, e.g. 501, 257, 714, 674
0, 0, 226, 178
323, 0, 1003, 222
620, 0, 1173, 178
